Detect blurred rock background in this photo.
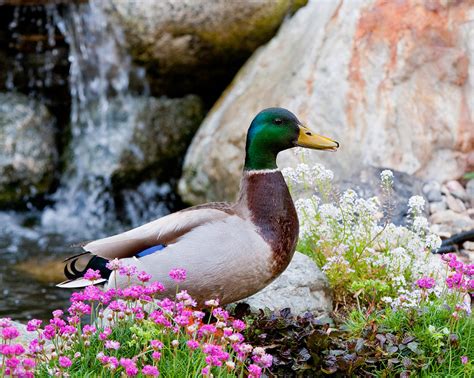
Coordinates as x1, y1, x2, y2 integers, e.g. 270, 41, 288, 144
0, 0, 472, 320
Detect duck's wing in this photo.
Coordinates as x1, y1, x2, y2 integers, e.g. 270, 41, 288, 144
82, 202, 235, 259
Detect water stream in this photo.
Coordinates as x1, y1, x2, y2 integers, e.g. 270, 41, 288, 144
0, 0, 173, 320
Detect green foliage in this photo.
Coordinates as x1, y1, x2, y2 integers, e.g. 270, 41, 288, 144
463, 172, 474, 180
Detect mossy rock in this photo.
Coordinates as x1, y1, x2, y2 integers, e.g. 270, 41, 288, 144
0, 92, 57, 208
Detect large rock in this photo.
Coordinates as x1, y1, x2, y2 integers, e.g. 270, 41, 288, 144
107, 0, 307, 97
180, 0, 474, 204
0, 92, 57, 206
239, 252, 332, 315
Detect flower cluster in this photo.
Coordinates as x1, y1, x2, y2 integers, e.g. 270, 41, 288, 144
442, 254, 474, 294
284, 162, 451, 310
0, 266, 271, 377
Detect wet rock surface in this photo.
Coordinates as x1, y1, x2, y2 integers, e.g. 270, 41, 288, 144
0, 92, 57, 207
113, 95, 205, 186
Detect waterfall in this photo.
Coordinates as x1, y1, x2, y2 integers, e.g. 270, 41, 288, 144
40, 0, 169, 238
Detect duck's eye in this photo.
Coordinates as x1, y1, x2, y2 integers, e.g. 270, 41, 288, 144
273, 118, 283, 125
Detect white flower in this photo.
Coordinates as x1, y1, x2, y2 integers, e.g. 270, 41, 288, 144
408, 195, 425, 215
425, 234, 442, 249
281, 167, 300, 185
252, 347, 266, 356
380, 170, 394, 188
293, 147, 309, 158
412, 216, 429, 233
225, 361, 235, 370
312, 164, 334, 183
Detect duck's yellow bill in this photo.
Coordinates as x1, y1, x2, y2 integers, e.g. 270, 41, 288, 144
296, 125, 339, 151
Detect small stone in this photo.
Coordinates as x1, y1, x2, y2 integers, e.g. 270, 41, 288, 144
446, 194, 466, 213
429, 224, 452, 238
430, 210, 474, 232
423, 181, 443, 202
445, 180, 468, 201
429, 200, 447, 214
463, 241, 474, 251
239, 252, 332, 315
466, 179, 474, 204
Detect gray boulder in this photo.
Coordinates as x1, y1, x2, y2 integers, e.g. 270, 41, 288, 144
180, 0, 474, 204
239, 252, 332, 315
0, 92, 57, 206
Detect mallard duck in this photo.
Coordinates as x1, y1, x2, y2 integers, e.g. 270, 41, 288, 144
58, 108, 339, 304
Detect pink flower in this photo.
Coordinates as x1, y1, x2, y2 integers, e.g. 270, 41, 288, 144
0, 318, 12, 328
260, 353, 273, 368
212, 308, 229, 321
105, 340, 120, 350
204, 299, 219, 307
26, 319, 42, 332
203, 344, 229, 366
169, 268, 186, 283
461, 356, 468, 365
28, 339, 42, 354
6, 357, 20, 369
60, 325, 77, 336
120, 358, 138, 376
107, 356, 119, 370
58, 356, 72, 368
99, 327, 112, 340
416, 277, 436, 289
68, 301, 91, 316
201, 365, 211, 376
187, 340, 199, 350
232, 319, 246, 331
0, 344, 24, 356
446, 273, 465, 289
152, 351, 161, 360
22, 358, 35, 370
52, 309, 63, 318
118, 265, 138, 277
83, 325, 97, 335
441, 253, 456, 262
248, 364, 262, 377
1, 326, 19, 340
106, 258, 122, 270
150, 340, 164, 350
144, 281, 165, 295
138, 271, 152, 283
84, 268, 102, 281
199, 324, 217, 337
142, 365, 159, 376
43, 325, 56, 340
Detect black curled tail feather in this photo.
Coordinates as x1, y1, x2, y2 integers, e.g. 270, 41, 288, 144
64, 252, 112, 281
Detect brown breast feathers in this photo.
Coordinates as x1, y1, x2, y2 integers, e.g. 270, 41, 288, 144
240, 170, 299, 276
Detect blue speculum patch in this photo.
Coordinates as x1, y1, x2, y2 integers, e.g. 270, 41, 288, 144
136, 244, 165, 258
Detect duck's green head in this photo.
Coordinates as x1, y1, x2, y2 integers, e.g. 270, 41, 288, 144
244, 107, 339, 170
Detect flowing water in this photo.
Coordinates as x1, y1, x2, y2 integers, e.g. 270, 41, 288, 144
0, 1, 175, 321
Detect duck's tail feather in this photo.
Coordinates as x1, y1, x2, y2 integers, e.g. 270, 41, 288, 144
56, 277, 107, 289
59, 252, 112, 289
